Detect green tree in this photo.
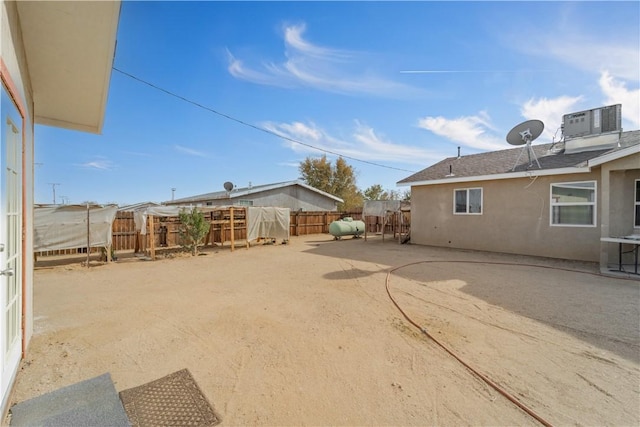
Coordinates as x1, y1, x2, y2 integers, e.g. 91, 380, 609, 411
363, 184, 384, 200
178, 207, 210, 256
364, 186, 410, 201
299, 155, 363, 211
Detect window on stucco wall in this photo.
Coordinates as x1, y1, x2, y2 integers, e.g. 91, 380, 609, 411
550, 181, 596, 227
454, 188, 482, 214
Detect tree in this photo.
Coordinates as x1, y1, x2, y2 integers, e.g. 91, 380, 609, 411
363, 184, 384, 200
178, 207, 210, 256
299, 155, 363, 211
363, 186, 410, 201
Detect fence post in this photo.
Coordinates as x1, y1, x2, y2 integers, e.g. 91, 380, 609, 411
149, 214, 156, 260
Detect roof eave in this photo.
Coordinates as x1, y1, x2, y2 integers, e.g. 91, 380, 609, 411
587, 143, 640, 167
397, 166, 593, 187
17, 1, 121, 134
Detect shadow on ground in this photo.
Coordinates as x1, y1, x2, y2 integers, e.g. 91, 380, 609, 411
304, 235, 640, 364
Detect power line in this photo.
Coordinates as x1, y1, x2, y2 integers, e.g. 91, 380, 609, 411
112, 67, 417, 174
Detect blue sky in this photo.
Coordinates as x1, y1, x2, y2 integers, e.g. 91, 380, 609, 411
35, 1, 640, 206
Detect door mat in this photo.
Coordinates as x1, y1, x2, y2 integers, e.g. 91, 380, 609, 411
118, 369, 221, 427
9, 373, 129, 427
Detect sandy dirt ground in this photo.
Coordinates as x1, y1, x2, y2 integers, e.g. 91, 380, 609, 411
5, 235, 640, 426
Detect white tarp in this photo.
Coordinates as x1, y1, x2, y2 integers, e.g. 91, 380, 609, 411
363, 200, 401, 217
34, 204, 118, 252
247, 207, 290, 242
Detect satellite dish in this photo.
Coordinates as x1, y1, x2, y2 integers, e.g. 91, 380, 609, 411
223, 181, 234, 192
506, 119, 544, 170
506, 119, 544, 146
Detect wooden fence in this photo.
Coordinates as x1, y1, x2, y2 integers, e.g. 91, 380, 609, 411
37, 208, 411, 257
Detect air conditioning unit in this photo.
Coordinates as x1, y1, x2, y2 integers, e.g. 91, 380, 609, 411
562, 104, 622, 154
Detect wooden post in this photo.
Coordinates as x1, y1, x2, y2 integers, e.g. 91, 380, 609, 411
86, 204, 90, 267
134, 231, 140, 253
149, 214, 156, 260
382, 214, 386, 242
244, 208, 249, 249
364, 215, 368, 241
230, 207, 235, 252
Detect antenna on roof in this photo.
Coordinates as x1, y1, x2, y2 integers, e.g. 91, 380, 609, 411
223, 181, 234, 193
506, 119, 544, 171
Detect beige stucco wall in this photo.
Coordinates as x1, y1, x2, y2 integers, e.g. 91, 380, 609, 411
599, 152, 640, 268
410, 170, 604, 262
1, 0, 36, 413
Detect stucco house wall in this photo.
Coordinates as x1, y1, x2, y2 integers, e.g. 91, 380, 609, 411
599, 153, 640, 266
410, 170, 604, 262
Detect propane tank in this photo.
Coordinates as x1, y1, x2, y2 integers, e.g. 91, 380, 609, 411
329, 217, 366, 240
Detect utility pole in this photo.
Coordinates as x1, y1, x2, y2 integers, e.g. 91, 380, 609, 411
48, 183, 60, 204
171, 188, 176, 201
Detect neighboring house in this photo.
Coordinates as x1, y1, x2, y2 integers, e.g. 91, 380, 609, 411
398, 124, 640, 271
165, 180, 344, 212
0, 0, 120, 414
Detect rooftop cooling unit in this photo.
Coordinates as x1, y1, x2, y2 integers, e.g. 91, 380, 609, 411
562, 104, 622, 154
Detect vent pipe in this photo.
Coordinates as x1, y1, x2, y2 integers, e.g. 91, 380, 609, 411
457, 147, 461, 159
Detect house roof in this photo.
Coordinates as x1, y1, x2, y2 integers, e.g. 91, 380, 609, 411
398, 130, 640, 187
15, 1, 121, 133
118, 202, 161, 212
166, 180, 344, 205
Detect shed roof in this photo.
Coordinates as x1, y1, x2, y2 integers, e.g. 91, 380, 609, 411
398, 130, 640, 186
166, 180, 344, 205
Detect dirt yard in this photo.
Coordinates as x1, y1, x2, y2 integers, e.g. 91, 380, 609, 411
7, 235, 640, 426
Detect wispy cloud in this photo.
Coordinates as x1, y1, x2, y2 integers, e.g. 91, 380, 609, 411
77, 158, 115, 171
262, 120, 441, 166
599, 71, 640, 128
505, 9, 639, 82
520, 95, 584, 140
417, 112, 506, 151
417, 77, 636, 154
174, 144, 208, 158
227, 23, 422, 98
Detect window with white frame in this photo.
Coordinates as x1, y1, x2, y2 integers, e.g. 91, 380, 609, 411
550, 181, 596, 226
454, 188, 482, 214
635, 179, 640, 227
237, 199, 253, 206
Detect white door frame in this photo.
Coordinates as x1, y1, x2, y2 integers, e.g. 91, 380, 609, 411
0, 81, 23, 405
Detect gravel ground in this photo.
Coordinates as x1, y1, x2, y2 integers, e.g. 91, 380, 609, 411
6, 234, 640, 426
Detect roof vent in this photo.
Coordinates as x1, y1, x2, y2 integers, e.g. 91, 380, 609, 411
562, 104, 622, 154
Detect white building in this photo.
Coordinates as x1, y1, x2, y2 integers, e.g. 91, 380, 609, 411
0, 1, 120, 414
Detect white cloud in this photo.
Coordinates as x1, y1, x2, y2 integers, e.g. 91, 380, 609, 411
262, 120, 440, 166
174, 144, 208, 158
520, 96, 584, 141
227, 23, 421, 98
78, 158, 115, 171
599, 71, 640, 128
417, 113, 506, 151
